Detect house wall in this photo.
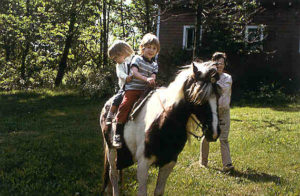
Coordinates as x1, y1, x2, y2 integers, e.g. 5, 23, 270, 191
158, 2, 300, 90
159, 8, 195, 53
253, 4, 300, 80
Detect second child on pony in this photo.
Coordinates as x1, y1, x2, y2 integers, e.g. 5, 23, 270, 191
114, 33, 160, 149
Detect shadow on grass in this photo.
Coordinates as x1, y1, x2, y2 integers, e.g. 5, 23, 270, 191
232, 102, 300, 113
214, 167, 282, 184
231, 118, 296, 132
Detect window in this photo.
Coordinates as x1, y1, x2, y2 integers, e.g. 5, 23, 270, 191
183, 25, 202, 50
245, 25, 264, 50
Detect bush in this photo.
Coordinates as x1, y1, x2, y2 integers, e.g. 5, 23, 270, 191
79, 66, 116, 98
238, 82, 298, 105
158, 48, 193, 86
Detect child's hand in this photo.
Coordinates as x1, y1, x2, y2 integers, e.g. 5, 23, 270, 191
146, 77, 156, 87
126, 75, 133, 83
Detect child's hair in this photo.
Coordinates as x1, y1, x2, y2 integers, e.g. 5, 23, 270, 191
211, 52, 227, 61
108, 40, 134, 59
139, 33, 160, 55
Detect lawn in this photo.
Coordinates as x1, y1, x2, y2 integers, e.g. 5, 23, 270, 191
0, 90, 299, 195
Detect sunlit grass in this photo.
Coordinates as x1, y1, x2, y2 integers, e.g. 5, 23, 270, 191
0, 90, 299, 195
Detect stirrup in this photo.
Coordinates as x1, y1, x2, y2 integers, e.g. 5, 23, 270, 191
112, 135, 122, 149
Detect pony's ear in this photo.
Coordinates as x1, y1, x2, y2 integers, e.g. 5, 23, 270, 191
193, 62, 198, 73
205, 67, 219, 83
193, 62, 202, 79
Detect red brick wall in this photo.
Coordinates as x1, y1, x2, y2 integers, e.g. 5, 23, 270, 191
159, 8, 196, 53
253, 5, 300, 78
158, 4, 300, 81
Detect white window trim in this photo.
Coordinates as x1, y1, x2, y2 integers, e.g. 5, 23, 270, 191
182, 25, 202, 50
245, 25, 264, 42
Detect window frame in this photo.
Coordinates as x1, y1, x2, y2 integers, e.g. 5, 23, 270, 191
245, 25, 264, 50
245, 25, 264, 43
182, 25, 202, 50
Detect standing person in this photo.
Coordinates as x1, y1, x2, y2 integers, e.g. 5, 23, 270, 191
103, 40, 134, 148
114, 33, 160, 148
200, 52, 234, 172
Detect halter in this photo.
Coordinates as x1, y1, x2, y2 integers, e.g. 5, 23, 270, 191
156, 91, 205, 141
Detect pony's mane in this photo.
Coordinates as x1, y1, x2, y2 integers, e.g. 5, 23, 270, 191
165, 62, 216, 106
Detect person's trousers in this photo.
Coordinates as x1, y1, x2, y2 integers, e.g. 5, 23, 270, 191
200, 108, 232, 167
115, 90, 143, 124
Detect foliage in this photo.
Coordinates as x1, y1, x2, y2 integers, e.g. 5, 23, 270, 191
201, 0, 262, 55
0, 0, 159, 90
0, 90, 299, 195
157, 47, 194, 85
235, 82, 299, 106
79, 65, 116, 98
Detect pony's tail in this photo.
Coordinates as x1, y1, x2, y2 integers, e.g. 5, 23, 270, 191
101, 148, 110, 195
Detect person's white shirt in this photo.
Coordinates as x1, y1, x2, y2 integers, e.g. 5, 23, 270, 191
115, 56, 134, 89
116, 62, 128, 89
217, 73, 232, 110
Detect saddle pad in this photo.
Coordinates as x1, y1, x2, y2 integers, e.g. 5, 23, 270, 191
129, 90, 155, 120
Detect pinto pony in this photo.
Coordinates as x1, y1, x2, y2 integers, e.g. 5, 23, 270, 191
100, 62, 221, 196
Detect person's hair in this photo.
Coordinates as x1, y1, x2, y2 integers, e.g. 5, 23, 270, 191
108, 40, 134, 59
139, 33, 160, 55
211, 52, 227, 61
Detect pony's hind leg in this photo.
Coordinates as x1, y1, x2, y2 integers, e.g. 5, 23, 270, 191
107, 148, 120, 196
154, 161, 176, 196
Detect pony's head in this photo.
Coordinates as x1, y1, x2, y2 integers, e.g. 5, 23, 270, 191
183, 61, 221, 141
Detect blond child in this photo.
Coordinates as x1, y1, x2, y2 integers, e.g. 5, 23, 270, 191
200, 52, 234, 172
103, 40, 134, 147
113, 33, 160, 148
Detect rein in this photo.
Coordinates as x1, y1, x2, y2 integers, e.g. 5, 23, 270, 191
188, 115, 205, 141
156, 92, 205, 141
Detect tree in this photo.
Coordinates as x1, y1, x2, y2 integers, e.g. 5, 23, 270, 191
156, 0, 262, 57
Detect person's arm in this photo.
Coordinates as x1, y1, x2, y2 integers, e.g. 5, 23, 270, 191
116, 64, 132, 83
150, 62, 158, 84
151, 73, 156, 80
131, 66, 155, 86
116, 64, 128, 81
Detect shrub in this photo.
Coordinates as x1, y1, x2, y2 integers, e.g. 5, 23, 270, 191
79, 66, 117, 98
238, 82, 298, 105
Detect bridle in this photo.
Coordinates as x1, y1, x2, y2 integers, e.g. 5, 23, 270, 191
156, 91, 205, 141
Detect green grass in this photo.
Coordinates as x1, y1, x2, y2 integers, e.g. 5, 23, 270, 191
0, 90, 299, 195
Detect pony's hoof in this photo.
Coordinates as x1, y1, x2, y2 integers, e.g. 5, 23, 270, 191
212, 133, 218, 140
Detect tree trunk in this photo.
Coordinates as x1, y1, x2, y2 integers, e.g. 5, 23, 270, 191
21, 42, 30, 80
120, 0, 125, 38
193, 2, 203, 59
145, 0, 151, 33
95, 2, 102, 68
102, 0, 108, 68
20, 0, 31, 81
55, 11, 76, 87
4, 39, 11, 61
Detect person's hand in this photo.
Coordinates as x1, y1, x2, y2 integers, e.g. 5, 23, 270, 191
146, 77, 156, 87
126, 75, 133, 83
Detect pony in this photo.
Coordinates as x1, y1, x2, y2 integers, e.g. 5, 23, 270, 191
100, 61, 221, 196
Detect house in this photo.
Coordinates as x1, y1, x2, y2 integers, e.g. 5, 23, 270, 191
156, 0, 300, 93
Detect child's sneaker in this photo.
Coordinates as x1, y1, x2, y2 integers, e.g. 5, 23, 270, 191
112, 134, 122, 149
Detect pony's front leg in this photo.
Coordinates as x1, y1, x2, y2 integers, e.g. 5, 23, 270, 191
107, 148, 120, 196
154, 161, 176, 196
137, 157, 151, 196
